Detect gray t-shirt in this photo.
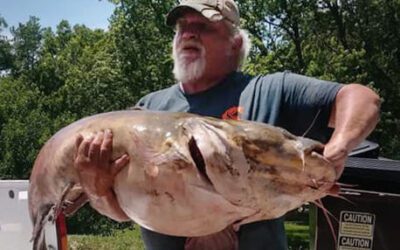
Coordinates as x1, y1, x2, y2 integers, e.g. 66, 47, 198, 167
136, 71, 342, 249
136, 71, 342, 143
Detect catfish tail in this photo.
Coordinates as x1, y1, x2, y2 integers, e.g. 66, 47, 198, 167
30, 203, 54, 250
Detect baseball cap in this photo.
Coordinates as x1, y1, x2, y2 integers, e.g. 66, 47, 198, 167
166, 0, 240, 27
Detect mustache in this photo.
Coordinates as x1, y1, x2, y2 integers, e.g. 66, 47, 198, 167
176, 41, 204, 53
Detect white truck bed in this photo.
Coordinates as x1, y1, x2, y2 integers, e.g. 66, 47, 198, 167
0, 180, 59, 250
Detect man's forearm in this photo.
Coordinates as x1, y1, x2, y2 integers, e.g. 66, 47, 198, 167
328, 83, 380, 151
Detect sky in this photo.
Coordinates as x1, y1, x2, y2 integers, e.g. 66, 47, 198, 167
0, 0, 115, 36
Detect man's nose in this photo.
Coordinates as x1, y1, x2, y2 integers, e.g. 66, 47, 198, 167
180, 29, 199, 40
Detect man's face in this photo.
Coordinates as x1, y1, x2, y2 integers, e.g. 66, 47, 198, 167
172, 10, 235, 84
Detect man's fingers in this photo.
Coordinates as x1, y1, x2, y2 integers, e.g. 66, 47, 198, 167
100, 129, 113, 163
77, 134, 95, 158
88, 131, 103, 160
75, 134, 84, 152
326, 152, 347, 163
334, 159, 346, 179
111, 154, 130, 176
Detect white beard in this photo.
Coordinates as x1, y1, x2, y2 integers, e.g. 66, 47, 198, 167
172, 39, 206, 84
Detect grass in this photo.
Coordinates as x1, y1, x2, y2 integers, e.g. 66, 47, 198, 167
285, 222, 310, 250
69, 222, 309, 250
69, 227, 144, 250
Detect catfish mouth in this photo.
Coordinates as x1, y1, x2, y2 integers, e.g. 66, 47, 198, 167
188, 137, 212, 185
63, 192, 88, 216
299, 138, 325, 156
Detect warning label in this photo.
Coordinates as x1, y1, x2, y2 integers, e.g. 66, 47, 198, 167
338, 211, 375, 250
339, 236, 372, 249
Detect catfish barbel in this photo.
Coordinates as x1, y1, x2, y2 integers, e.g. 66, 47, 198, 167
28, 110, 338, 249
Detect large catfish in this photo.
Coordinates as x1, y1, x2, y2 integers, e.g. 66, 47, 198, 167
28, 110, 337, 249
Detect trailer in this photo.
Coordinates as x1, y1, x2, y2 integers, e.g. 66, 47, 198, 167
0, 180, 67, 250
311, 141, 400, 250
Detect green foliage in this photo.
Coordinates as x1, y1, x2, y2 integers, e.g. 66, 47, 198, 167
0, 78, 50, 178
0, 39, 13, 71
67, 206, 134, 236
0, 15, 14, 71
10, 16, 43, 75
0, 15, 7, 32
69, 226, 144, 250
108, 0, 176, 98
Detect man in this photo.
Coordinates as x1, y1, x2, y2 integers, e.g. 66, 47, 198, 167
74, 0, 380, 249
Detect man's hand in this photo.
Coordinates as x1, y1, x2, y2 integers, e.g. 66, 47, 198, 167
323, 137, 349, 180
74, 129, 130, 198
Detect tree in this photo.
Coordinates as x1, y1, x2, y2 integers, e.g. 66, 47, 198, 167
108, 0, 176, 100
0, 15, 14, 72
0, 78, 50, 178
10, 16, 43, 76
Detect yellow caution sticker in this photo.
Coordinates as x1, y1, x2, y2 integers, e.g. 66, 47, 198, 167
338, 211, 375, 250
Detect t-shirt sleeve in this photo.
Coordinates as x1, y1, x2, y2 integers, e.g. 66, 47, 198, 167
279, 72, 343, 141
240, 71, 343, 142
282, 72, 342, 110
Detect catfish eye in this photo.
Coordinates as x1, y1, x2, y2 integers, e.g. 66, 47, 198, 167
297, 137, 325, 156
311, 144, 324, 155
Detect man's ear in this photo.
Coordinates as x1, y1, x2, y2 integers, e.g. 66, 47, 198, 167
232, 35, 243, 52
